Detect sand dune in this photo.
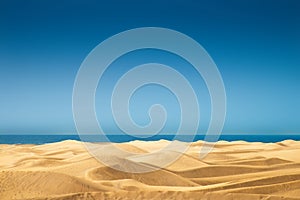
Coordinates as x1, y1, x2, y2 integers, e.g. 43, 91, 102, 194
1, 140, 300, 199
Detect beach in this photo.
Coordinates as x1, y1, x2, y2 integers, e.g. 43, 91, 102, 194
1, 140, 300, 200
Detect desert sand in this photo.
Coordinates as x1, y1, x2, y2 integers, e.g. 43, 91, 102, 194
1, 139, 300, 200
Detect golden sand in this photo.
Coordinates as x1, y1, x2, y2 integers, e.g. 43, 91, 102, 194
1, 140, 300, 200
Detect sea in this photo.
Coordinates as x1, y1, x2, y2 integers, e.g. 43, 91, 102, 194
0, 134, 299, 145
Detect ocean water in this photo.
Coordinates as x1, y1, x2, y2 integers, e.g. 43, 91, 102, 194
0, 134, 299, 144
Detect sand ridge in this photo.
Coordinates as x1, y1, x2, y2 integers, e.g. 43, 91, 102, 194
0, 140, 300, 200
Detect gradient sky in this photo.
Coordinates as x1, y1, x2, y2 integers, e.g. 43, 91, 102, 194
0, 0, 299, 134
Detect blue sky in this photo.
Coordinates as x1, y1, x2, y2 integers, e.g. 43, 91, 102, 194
0, 0, 299, 134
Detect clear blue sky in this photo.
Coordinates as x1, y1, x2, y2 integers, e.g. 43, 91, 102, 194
0, 0, 299, 134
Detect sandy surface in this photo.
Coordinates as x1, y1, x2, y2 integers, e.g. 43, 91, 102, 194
1, 139, 300, 200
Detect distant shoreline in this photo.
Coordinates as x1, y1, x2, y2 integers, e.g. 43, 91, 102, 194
0, 134, 299, 145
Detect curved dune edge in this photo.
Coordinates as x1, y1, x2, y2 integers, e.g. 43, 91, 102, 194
0, 139, 300, 200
